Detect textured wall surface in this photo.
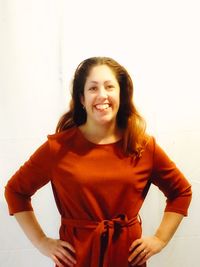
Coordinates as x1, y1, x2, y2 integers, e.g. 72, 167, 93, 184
1, 0, 199, 266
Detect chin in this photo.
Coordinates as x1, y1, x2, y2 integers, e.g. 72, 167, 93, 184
96, 118, 116, 126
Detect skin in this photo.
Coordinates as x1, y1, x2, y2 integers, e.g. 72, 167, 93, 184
128, 212, 183, 266
14, 211, 76, 267
80, 64, 122, 144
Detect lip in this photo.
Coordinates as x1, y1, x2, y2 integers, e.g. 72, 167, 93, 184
94, 103, 111, 111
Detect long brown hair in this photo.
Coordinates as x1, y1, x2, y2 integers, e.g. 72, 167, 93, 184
56, 57, 148, 157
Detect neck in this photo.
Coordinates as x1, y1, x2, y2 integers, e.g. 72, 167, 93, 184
79, 121, 122, 144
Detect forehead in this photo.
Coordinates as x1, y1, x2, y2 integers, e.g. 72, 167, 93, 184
85, 65, 117, 83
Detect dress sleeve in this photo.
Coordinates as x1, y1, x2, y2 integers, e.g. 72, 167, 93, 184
4, 140, 52, 215
150, 137, 192, 216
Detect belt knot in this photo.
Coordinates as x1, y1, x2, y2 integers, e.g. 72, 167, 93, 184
61, 214, 140, 267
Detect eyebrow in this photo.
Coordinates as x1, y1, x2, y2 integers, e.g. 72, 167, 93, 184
89, 80, 114, 84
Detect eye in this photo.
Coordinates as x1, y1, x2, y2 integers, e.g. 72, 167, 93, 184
106, 85, 115, 90
89, 86, 97, 91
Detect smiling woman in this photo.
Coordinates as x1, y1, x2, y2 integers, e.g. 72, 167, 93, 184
79, 65, 121, 143
57, 57, 147, 154
5, 57, 192, 267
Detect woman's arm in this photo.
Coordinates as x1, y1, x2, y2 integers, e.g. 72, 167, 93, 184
128, 212, 184, 266
14, 211, 77, 267
15, 211, 46, 246
154, 211, 183, 243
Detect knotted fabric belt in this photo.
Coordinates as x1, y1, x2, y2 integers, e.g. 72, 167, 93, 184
61, 214, 140, 267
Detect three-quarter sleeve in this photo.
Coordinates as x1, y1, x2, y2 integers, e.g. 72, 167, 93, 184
4, 140, 52, 215
151, 138, 192, 216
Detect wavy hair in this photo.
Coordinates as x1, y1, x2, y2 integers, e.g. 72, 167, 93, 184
56, 57, 148, 157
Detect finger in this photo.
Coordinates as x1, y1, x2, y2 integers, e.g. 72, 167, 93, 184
51, 254, 65, 267
136, 252, 151, 266
128, 245, 144, 263
54, 251, 75, 267
129, 238, 142, 252
60, 240, 76, 253
130, 249, 148, 266
130, 254, 145, 266
59, 247, 77, 265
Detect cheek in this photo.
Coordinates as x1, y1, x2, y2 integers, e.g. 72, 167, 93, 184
83, 95, 94, 109
81, 93, 91, 107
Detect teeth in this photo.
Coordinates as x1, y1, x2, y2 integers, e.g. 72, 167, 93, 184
95, 104, 110, 110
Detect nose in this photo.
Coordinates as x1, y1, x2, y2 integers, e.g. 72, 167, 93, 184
98, 86, 108, 99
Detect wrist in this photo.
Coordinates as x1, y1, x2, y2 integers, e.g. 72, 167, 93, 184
153, 233, 168, 248
31, 233, 47, 248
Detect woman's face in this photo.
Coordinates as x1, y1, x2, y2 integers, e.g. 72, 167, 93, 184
81, 64, 120, 127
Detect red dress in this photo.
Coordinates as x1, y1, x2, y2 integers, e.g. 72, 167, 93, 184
5, 127, 192, 267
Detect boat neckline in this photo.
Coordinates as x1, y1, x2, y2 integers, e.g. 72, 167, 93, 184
76, 127, 122, 146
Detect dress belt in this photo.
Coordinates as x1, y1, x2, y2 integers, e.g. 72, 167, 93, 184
61, 214, 140, 267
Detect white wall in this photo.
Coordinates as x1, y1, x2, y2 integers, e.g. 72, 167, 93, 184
1, 0, 199, 266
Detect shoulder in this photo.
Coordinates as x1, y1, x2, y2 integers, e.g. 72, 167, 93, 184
47, 127, 77, 141
47, 127, 78, 151
144, 136, 176, 169
143, 135, 168, 158
142, 135, 156, 155
138, 135, 164, 163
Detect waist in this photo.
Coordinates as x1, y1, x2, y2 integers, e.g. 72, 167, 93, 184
61, 214, 140, 229
61, 214, 141, 267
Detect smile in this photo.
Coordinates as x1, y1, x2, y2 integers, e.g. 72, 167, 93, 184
94, 104, 110, 111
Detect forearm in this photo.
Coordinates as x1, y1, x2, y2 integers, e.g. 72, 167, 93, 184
128, 212, 184, 265
154, 211, 184, 245
14, 211, 46, 248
